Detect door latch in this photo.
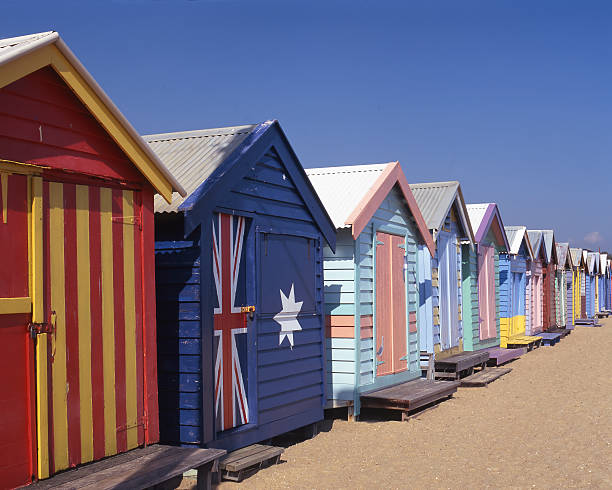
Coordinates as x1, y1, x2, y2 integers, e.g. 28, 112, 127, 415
241, 305, 256, 320
28, 311, 56, 339
29, 322, 52, 338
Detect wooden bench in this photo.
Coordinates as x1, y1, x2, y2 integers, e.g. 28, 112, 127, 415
218, 444, 284, 482
29, 445, 226, 490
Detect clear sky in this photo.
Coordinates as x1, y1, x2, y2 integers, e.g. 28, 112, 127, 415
4, 0, 612, 253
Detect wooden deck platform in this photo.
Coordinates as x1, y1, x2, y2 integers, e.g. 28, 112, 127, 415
460, 367, 512, 387
546, 327, 572, 338
506, 335, 542, 351
538, 332, 562, 346
218, 444, 284, 482
361, 378, 460, 417
29, 445, 226, 490
434, 350, 489, 380
575, 318, 597, 325
485, 347, 525, 366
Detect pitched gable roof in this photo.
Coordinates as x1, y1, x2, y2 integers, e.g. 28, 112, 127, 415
145, 124, 257, 213
570, 248, 583, 268
556, 242, 572, 269
527, 230, 557, 264
466, 203, 509, 251
504, 226, 534, 259
0, 31, 184, 202
408, 181, 474, 244
306, 162, 435, 256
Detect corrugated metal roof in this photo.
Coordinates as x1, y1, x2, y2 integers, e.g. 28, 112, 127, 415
587, 252, 597, 274
527, 230, 543, 257
600, 253, 608, 273
305, 163, 389, 229
408, 181, 459, 231
505, 226, 526, 255
570, 248, 583, 266
466, 203, 490, 237
145, 124, 258, 213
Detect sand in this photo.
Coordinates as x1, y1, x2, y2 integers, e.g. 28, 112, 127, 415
217, 318, 612, 489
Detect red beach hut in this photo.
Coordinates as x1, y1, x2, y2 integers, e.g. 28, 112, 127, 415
0, 32, 183, 486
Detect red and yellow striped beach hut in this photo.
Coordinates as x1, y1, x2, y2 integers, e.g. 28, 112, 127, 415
0, 32, 183, 487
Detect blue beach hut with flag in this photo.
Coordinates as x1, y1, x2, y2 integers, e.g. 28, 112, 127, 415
147, 121, 336, 451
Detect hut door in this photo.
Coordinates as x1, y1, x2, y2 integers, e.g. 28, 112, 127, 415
375, 232, 407, 376
510, 272, 521, 336
438, 231, 459, 349
478, 245, 496, 340
37, 183, 146, 477
0, 172, 37, 488
213, 213, 251, 433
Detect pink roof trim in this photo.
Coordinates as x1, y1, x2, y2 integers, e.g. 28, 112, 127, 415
344, 161, 436, 256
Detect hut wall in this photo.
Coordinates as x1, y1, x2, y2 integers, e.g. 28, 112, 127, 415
461, 244, 479, 351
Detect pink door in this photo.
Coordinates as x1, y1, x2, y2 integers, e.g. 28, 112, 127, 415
478, 245, 497, 340
375, 232, 407, 376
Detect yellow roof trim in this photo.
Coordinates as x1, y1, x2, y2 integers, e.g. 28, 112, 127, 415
0, 41, 180, 203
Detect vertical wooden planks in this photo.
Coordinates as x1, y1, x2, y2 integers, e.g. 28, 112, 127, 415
375, 232, 392, 376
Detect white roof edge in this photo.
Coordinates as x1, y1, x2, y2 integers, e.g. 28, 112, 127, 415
0, 31, 186, 198
0, 31, 58, 68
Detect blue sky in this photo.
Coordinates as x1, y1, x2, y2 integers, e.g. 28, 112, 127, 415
5, 1, 612, 252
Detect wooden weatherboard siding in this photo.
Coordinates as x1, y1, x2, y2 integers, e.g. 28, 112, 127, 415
0, 65, 161, 485
324, 186, 421, 416
154, 122, 334, 452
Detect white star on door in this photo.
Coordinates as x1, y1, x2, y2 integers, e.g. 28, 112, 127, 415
274, 283, 303, 348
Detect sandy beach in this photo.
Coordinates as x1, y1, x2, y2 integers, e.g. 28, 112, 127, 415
217, 319, 612, 489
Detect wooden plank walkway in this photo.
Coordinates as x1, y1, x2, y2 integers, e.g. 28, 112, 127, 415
29, 445, 226, 490
434, 350, 489, 379
361, 378, 460, 417
460, 367, 512, 387
485, 347, 524, 366
218, 444, 284, 482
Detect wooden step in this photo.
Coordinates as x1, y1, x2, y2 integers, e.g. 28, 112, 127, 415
361, 378, 460, 414
434, 350, 489, 379
507, 335, 542, 351
485, 347, 524, 366
29, 445, 225, 490
218, 444, 284, 482
546, 327, 571, 338
460, 367, 512, 387
538, 332, 562, 346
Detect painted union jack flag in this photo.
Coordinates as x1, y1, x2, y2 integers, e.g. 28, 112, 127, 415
212, 212, 250, 432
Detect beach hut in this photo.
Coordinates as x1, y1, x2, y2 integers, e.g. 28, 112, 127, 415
0, 32, 184, 487
586, 251, 597, 318
526, 231, 547, 335
408, 182, 477, 376
605, 258, 612, 312
305, 162, 436, 418
148, 121, 336, 452
463, 203, 509, 352
569, 248, 584, 321
555, 243, 572, 328
527, 230, 558, 330
496, 226, 540, 351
